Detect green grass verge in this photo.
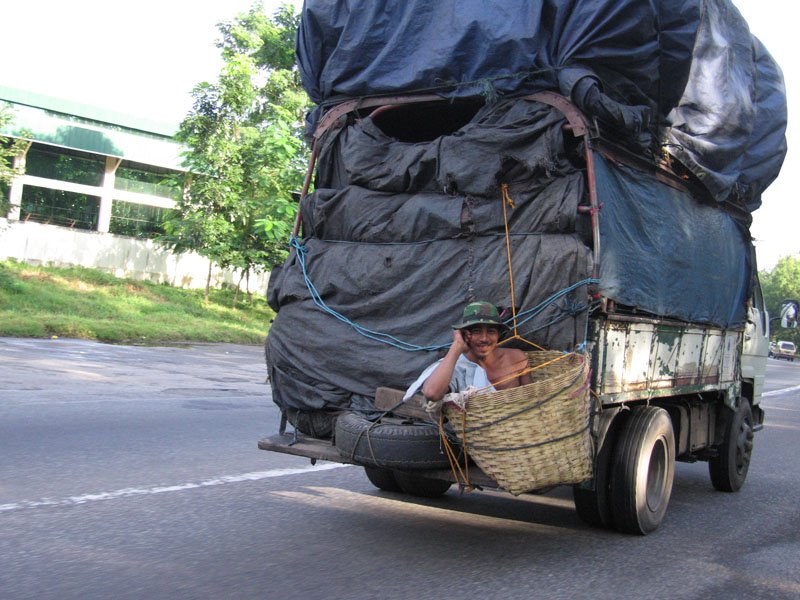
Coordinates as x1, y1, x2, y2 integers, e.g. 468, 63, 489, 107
0, 259, 273, 345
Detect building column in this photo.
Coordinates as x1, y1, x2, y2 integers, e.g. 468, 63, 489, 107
7, 142, 32, 220
98, 157, 122, 233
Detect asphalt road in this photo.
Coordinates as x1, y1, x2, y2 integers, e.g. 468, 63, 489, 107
1, 337, 799, 600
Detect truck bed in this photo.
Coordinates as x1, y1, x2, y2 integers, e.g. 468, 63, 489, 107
258, 432, 506, 489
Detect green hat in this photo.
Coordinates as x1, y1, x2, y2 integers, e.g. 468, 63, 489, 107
452, 301, 510, 335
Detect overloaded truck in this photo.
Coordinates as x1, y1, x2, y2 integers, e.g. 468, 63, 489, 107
258, 0, 794, 534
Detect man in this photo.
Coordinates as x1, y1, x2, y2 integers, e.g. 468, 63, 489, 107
404, 301, 532, 402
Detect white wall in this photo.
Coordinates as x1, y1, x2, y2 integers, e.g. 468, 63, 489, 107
0, 218, 269, 294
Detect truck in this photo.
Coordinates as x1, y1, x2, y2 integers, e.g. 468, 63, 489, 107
258, 0, 792, 534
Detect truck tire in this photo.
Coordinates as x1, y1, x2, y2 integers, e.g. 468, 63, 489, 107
393, 471, 452, 498
708, 399, 754, 492
610, 406, 675, 535
573, 414, 624, 529
285, 408, 336, 439
364, 467, 402, 492
334, 412, 456, 469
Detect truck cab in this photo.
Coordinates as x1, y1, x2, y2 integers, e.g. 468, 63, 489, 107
742, 276, 770, 401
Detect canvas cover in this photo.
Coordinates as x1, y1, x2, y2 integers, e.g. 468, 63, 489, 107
267, 99, 753, 415
297, 0, 787, 211
265, 1, 786, 416
267, 100, 594, 414
594, 154, 752, 325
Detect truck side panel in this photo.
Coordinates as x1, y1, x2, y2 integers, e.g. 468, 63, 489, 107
592, 316, 740, 406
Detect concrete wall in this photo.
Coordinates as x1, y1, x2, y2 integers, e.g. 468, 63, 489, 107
0, 218, 269, 294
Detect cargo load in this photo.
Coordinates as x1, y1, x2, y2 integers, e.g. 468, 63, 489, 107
268, 0, 785, 416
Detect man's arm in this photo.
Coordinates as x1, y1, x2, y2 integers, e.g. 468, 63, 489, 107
422, 330, 468, 402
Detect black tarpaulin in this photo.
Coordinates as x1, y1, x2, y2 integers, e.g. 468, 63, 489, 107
318, 99, 573, 196
267, 96, 764, 415
267, 100, 594, 414
297, 0, 787, 211
267, 235, 593, 413
268, 92, 766, 415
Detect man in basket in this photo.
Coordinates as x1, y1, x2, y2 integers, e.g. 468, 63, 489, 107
403, 301, 532, 403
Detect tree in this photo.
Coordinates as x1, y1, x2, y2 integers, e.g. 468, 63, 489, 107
761, 255, 800, 345
161, 2, 309, 303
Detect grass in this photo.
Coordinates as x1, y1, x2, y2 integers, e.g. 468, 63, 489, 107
0, 259, 274, 345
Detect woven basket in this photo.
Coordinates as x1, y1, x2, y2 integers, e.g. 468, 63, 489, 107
443, 351, 593, 495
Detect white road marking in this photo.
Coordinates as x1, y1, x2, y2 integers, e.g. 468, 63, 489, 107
0, 463, 352, 513
762, 384, 800, 398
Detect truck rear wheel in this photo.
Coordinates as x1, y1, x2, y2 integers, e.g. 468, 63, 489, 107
393, 471, 452, 498
364, 467, 402, 492
708, 399, 754, 492
610, 406, 675, 535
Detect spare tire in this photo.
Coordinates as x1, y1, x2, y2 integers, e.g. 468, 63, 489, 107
285, 408, 336, 439
335, 412, 458, 469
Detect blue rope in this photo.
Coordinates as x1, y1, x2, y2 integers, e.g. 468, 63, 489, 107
508, 278, 600, 331
291, 237, 448, 352
290, 236, 598, 353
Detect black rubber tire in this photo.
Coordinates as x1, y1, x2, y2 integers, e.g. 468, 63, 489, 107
334, 412, 456, 469
393, 471, 452, 498
610, 406, 675, 535
573, 414, 624, 529
285, 408, 336, 439
709, 399, 754, 492
364, 467, 402, 492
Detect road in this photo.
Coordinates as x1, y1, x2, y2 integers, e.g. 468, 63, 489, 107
1, 337, 799, 600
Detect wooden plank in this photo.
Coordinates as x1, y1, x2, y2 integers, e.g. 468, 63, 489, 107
258, 433, 351, 464
374, 387, 430, 420
257, 434, 545, 493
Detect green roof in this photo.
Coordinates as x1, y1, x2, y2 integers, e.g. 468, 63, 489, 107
0, 86, 188, 172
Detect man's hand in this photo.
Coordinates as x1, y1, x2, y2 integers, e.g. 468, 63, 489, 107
451, 329, 469, 355
423, 329, 469, 402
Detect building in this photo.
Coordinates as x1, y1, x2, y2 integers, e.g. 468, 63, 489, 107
0, 86, 268, 293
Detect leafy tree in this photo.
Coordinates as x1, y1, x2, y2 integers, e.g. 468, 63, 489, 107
761, 255, 800, 344
161, 2, 309, 303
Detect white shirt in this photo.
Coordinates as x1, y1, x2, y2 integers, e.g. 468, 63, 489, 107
403, 354, 494, 400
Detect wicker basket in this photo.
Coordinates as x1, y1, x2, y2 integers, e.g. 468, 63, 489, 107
443, 351, 593, 495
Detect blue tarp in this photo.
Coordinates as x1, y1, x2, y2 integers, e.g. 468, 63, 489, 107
297, 0, 787, 211
595, 154, 751, 326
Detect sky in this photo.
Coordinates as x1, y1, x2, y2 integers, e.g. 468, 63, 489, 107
1, 0, 795, 269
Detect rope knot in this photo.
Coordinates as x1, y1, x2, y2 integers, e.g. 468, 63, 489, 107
501, 183, 516, 209
289, 236, 307, 256
442, 386, 479, 413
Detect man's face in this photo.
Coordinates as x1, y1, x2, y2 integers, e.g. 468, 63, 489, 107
463, 324, 501, 359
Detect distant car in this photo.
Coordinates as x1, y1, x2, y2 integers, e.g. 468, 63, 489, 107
772, 340, 797, 362
769, 342, 777, 357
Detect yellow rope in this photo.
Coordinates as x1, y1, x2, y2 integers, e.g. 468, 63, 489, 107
499, 183, 545, 352
501, 183, 518, 336
439, 414, 473, 490
499, 334, 545, 351
439, 184, 574, 488
474, 351, 574, 394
